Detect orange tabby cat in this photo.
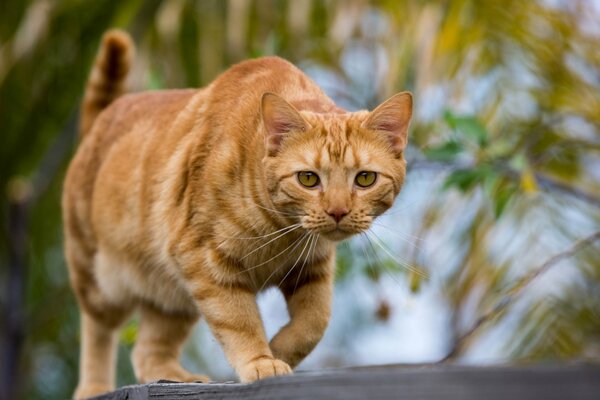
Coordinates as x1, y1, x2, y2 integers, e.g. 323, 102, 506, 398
63, 29, 412, 399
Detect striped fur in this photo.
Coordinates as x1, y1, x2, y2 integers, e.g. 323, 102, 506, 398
79, 29, 133, 137
63, 30, 412, 399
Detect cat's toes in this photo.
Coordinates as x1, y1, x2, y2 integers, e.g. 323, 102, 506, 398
181, 372, 211, 383
135, 361, 210, 384
239, 357, 292, 382
74, 383, 113, 399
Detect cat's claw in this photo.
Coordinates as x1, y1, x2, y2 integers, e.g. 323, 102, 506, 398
239, 357, 292, 382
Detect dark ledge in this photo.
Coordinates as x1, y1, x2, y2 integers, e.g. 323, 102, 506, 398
92, 363, 600, 400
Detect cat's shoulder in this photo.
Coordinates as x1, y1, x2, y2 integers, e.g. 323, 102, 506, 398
213, 56, 305, 86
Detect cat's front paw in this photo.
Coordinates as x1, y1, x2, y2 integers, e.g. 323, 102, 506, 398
239, 357, 292, 382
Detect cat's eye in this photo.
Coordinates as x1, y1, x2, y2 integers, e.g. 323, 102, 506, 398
355, 171, 377, 188
297, 171, 320, 188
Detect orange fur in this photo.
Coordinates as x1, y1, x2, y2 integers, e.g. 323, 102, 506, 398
63, 29, 412, 399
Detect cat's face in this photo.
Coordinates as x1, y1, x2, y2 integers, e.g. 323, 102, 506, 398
262, 93, 412, 242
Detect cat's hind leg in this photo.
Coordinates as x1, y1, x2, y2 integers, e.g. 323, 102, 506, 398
131, 303, 210, 383
75, 311, 129, 399
67, 247, 133, 399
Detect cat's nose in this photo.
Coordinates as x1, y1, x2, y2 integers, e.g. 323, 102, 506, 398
326, 207, 350, 223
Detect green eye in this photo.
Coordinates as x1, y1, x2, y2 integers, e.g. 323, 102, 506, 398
355, 171, 377, 188
297, 171, 320, 188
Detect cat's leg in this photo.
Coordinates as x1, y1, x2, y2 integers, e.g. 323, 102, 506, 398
269, 260, 334, 368
131, 303, 210, 383
75, 311, 128, 399
67, 244, 132, 399
191, 276, 292, 382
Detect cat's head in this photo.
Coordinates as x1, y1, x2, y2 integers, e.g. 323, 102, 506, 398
261, 92, 412, 242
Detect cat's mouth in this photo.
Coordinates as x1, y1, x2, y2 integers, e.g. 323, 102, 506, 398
321, 227, 356, 242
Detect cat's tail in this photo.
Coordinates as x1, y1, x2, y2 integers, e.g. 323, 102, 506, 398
79, 29, 134, 138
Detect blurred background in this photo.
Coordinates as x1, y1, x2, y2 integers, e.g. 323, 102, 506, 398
1, 0, 600, 399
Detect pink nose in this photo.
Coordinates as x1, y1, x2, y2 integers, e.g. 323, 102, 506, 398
326, 208, 349, 223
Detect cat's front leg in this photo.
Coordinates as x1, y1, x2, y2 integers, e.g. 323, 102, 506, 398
190, 268, 292, 382
270, 260, 334, 368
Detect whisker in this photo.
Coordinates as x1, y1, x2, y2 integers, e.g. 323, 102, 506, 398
240, 224, 303, 260
243, 231, 308, 276
361, 233, 406, 288
215, 223, 302, 241
371, 222, 424, 242
239, 196, 306, 217
370, 223, 423, 249
252, 202, 305, 217
293, 234, 319, 294
258, 232, 311, 290
366, 231, 427, 278
277, 233, 313, 288
369, 199, 420, 217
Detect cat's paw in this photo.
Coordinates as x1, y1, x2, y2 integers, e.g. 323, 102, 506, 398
134, 361, 211, 384
239, 357, 292, 382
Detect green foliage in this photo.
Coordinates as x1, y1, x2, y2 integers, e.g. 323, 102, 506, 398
423, 140, 464, 162
444, 111, 488, 147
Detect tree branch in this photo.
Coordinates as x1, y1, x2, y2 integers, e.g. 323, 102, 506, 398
440, 229, 600, 362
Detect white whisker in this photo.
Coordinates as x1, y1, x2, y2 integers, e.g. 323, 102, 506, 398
361, 233, 406, 288
252, 203, 305, 217
239, 224, 303, 261
293, 234, 319, 294
216, 223, 302, 241
372, 200, 420, 217
258, 232, 311, 290
277, 233, 313, 288
239, 196, 305, 217
370, 222, 422, 249
366, 231, 427, 278
243, 231, 308, 277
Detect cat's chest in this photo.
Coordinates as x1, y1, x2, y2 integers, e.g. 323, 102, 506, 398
229, 233, 327, 289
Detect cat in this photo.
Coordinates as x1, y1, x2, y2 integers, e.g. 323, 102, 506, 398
62, 29, 412, 399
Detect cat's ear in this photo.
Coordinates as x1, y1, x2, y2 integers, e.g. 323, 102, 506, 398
261, 92, 309, 156
363, 92, 412, 154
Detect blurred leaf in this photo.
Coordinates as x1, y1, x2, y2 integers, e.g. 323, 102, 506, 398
408, 267, 426, 293
482, 170, 502, 198
335, 243, 353, 281
120, 319, 138, 346
520, 166, 539, 194
444, 110, 489, 147
423, 140, 464, 162
443, 167, 487, 192
493, 178, 518, 218
365, 264, 381, 281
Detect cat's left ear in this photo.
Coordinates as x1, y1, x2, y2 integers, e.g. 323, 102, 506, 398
261, 92, 309, 156
363, 92, 413, 154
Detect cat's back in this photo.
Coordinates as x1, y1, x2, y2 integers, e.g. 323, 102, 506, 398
69, 57, 336, 192
63, 88, 200, 241
82, 88, 197, 166
206, 56, 343, 120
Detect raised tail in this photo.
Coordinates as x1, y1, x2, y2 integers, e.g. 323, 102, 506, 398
79, 29, 134, 137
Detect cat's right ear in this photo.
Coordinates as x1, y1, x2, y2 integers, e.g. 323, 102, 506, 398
363, 92, 412, 155
261, 92, 308, 156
